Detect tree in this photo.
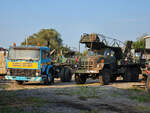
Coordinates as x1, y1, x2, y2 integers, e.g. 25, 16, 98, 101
21, 29, 62, 51
132, 33, 148, 49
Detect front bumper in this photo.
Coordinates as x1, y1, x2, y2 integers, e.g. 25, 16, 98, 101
75, 69, 99, 74
5, 75, 42, 81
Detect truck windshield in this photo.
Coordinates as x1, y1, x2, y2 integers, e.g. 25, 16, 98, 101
104, 49, 114, 56
88, 50, 104, 56
8, 48, 40, 60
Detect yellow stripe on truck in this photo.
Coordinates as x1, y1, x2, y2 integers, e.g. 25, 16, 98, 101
8, 62, 38, 69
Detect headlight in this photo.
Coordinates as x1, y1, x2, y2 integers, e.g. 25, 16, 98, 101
7, 69, 10, 75
74, 64, 78, 68
36, 70, 41, 76
36, 72, 39, 76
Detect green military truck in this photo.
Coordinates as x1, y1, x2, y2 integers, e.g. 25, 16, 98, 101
74, 33, 141, 85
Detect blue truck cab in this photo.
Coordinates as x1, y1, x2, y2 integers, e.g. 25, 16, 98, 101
5, 45, 54, 84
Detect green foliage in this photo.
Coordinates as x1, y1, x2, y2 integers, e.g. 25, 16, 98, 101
132, 33, 148, 49
21, 29, 62, 51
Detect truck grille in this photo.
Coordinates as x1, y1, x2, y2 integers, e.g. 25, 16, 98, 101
79, 60, 96, 69
10, 69, 36, 77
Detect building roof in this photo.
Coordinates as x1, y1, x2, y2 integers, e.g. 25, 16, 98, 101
0, 47, 6, 51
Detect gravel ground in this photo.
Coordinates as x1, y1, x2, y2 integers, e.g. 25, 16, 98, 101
0, 78, 150, 113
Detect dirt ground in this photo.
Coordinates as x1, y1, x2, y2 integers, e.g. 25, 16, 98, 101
0, 77, 150, 113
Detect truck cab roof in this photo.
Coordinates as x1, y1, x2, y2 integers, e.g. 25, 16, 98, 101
9, 46, 50, 51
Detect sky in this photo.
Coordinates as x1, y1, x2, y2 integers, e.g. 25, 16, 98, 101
0, 0, 150, 50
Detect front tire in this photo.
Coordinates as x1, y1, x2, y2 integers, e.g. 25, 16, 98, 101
99, 68, 111, 85
65, 67, 72, 82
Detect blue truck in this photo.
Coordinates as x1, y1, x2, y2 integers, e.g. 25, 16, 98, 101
5, 45, 72, 84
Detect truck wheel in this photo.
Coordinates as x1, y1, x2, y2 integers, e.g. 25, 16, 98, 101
16, 81, 24, 85
60, 68, 66, 82
123, 68, 132, 82
99, 68, 111, 85
65, 67, 72, 82
45, 69, 54, 85
75, 74, 86, 84
47, 77, 54, 85
131, 67, 139, 82
146, 75, 150, 93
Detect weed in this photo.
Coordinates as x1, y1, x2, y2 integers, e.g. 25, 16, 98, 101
55, 86, 100, 100
0, 84, 9, 89
134, 105, 150, 112
71, 86, 99, 100
127, 88, 150, 102
80, 109, 98, 113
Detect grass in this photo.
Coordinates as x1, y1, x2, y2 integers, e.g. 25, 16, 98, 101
0, 91, 18, 105
69, 86, 100, 100
0, 84, 9, 89
20, 96, 50, 107
55, 86, 100, 100
80, 110, 98, 113
134, 105, 150, 112
127, 88, 150, 102
0, 90, 50, 113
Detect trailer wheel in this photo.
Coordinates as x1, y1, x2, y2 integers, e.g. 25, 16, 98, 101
99, 68, 111, 85
60, 68, 66, 82
146, 75, 150, 93
123, 68, 132, 82
65, 67, 72, 82
75, 74, 86, 84
16, 81, 24, 85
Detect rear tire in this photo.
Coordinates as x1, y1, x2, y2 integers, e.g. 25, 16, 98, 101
65, 67, 72, 82
146, 75, 150, 93
123, 67, 132, 82
60, 68, 66, 82
75, 74, 86, 84
131, 67, 139, 82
